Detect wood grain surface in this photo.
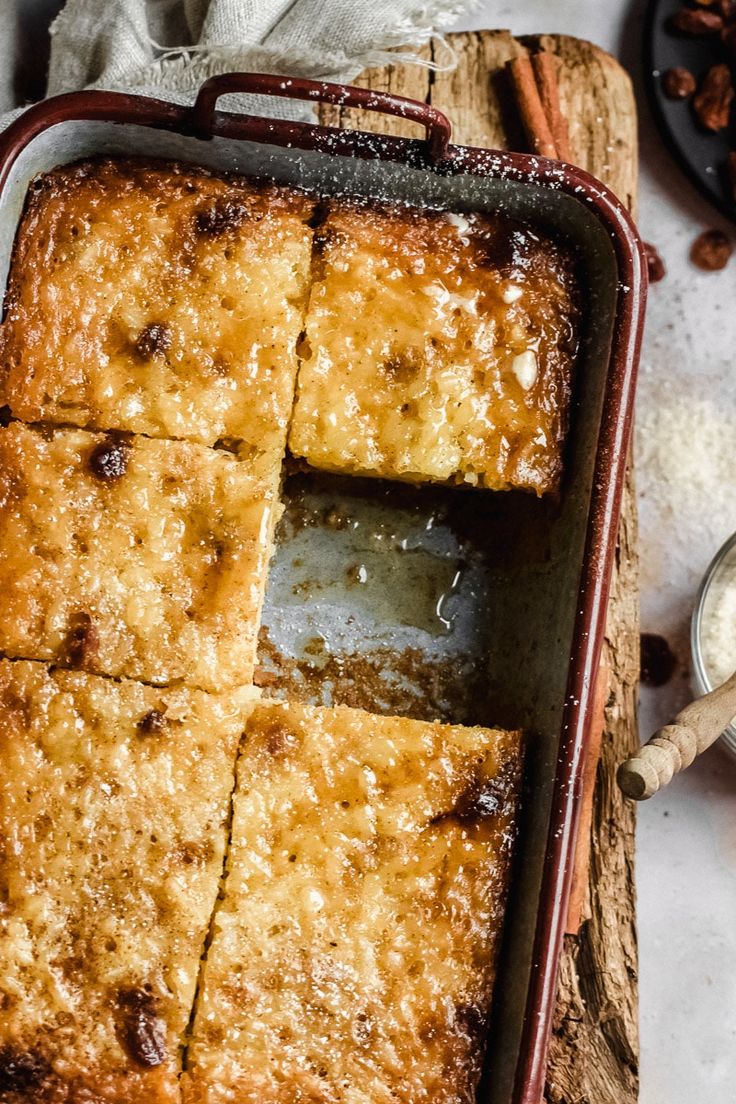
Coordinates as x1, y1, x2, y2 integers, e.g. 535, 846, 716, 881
317, 30, 640, 1104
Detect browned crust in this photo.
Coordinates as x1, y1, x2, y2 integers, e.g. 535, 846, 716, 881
0, 154, 531, 1102
294, 193, 581, 496
0, 157, 315, 440
315, 190, 581, 276
0, 1050, 179, 1103
0, 421, 274, 690
0, 659, 255, 1104
1, 155, 312, 335
183, 703, 523, 1104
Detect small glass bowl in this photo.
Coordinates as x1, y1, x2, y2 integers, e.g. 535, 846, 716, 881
691, 530, 736, 761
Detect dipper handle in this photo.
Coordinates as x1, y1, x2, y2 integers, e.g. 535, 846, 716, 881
618, 668, 736, 799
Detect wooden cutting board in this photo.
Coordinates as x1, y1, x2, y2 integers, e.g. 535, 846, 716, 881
317, 31, 640, 1104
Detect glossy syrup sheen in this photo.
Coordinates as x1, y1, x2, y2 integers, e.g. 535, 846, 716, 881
183, 699, 522, 1104
0, 159, 315, 477
289, 200, 580, 495
0, 161, 581, 498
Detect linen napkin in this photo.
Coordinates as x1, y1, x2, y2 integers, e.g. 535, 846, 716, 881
3, 0, 478, 123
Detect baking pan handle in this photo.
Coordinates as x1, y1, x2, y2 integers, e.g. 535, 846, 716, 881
190, 73, 452, 163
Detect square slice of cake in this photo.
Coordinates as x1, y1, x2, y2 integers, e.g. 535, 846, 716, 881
183, 700, 522, 1104
0, 659, 255, 1103
0, 421, 277, 691
0, 159, 314, 476
289, 200, 580, 495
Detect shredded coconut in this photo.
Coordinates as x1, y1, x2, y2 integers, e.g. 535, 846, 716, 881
444, 212, 472, 241
511, 350, 538, 390
701, 575, 736, 688
502, 284, 523, 304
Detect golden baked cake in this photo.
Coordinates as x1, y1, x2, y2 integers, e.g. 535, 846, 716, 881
0, 659, 255, 1103
183, 700, 522, 1104
289, 200, 580, 494
0, 158, 314, 477
0, 421, 277, 691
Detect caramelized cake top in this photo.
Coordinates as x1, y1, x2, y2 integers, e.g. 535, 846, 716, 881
0, 159, 314, 477
0, 659, 254, 1103
289, 199, 580, 495
183, 699, 522, 1104
1, 160, 581, 498
0, 421, 277, 692
0, 160, 544, 1102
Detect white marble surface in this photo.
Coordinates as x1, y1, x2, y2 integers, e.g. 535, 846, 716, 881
450, 3, 736, 1102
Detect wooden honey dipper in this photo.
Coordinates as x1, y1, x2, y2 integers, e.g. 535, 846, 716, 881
618, 668, 736, 799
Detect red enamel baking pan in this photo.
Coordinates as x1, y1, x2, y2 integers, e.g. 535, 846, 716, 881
0, 73, 647, 1104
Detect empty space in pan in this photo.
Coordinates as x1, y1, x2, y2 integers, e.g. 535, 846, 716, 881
258, 464, 560, 733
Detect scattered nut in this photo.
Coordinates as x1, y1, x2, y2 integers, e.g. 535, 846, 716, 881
662, 66, 697, 99
690, 228, 733, 269
643, 242, 666, 282
640, 633, 676, 687
717, 0, 736, 21
722, 22, 736, 51
671, 6, 724, 32
693, 63, 734, 131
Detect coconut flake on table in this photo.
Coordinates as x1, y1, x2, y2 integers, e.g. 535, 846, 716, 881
636, 394, 736, 678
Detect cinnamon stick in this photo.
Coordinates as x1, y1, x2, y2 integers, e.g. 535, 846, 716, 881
505, 51, 572, 162
531, 51, 572, 162
506, 54, 559, 159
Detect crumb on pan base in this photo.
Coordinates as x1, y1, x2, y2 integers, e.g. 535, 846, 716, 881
0, 158, 314, 476
0, 422, 278, 691
0, 659, 256, 1103
289, 200, 580, 495
183, 699, 522, 1104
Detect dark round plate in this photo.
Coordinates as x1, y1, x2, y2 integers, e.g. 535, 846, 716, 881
645, 0, 736, 222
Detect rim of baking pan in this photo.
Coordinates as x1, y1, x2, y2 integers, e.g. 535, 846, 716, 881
0, 73, 648, 1104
